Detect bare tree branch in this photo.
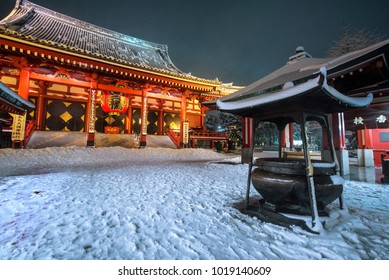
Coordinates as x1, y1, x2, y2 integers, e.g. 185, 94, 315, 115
327, 25, 384, 57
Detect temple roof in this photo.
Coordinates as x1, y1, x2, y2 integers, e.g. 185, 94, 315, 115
216, 68, 373, 120
0, 0, 219, 86
0, 81, 35, 114
219, 40, 389, 103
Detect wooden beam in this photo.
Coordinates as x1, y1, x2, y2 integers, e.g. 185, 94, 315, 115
30, 72, 91, 88
0, 37, 219, 91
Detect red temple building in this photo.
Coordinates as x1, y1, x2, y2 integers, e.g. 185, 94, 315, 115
0, 0, 228, 148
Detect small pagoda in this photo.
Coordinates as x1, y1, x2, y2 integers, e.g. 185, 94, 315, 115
212, 42, 389, 231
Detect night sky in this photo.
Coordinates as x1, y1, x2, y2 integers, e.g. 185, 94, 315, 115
1, 0, 388, 85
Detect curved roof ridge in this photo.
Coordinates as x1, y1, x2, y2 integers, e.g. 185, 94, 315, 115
219, 40, 389, 102
0, 0, 222, 85
0, 1, 27, 23
216, 67, 373, 117
9, 0, 168, 51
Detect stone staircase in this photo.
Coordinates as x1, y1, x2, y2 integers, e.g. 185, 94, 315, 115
26, 131, 176, 149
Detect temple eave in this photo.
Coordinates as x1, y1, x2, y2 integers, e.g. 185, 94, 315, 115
0, 0, 221, 89
216, 69, 373, 118
0, 35, 220, 91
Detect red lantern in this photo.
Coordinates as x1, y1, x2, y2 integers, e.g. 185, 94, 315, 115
101, 91, 129, 113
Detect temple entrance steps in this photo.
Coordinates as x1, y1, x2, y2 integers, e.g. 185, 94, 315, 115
26, 131, 176, 149
27, 131, 87, 148
146, 135, 177, 149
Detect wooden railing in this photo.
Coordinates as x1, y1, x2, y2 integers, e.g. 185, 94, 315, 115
166, 129, 231, 149
24, 119, 36, 146
189, 131, 228, 149
166, 128, 181, 148
190, 131, 227, 138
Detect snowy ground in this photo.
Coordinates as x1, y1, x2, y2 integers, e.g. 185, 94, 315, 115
0, 147, 388, 260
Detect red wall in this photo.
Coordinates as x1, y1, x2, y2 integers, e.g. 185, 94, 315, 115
370, 128, 389, 166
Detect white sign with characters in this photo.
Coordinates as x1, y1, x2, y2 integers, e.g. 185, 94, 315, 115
11, 112, 26, 141
183, 121, 189, 145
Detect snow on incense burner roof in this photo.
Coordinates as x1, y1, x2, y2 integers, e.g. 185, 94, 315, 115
215, 41, 389, 118
0, 0, 220, 85
216, 67, 373, 118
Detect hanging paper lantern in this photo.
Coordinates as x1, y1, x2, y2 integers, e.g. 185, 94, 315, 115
101, 91, 129, 113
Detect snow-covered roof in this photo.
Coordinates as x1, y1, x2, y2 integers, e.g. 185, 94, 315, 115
216, 67, 373, 118
0, 81, 35, 113
0, 0, 220, 86
219, 40, 389, 103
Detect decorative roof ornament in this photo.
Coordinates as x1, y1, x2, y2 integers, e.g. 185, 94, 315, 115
287, 46, 312, 64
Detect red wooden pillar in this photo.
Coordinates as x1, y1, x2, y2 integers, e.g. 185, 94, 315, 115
281, 130, 286, 148
36, 95, 45, 130
36, 81, 48, 131
86, 80, 97, 147
199, 98, 207, 132
158, 100, 164, 135
332, 112, 350, 174
180, 93, 187, 147
279, 123, 293, 152
200, 106, 206, 131
332, 112, 347, 150
357, 128, 373, 149
241, 117, 253, 163
125, 96, 134, 134
18, 68, 30, 100
357, 128, 374, 166
140, 87, 148, 147
158, 109, 164, 135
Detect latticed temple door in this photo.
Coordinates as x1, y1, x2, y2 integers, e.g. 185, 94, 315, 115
147, 111, 158, 135
45, 99, 86, 131
163, 113, 180, 133
131, 108, 160, 135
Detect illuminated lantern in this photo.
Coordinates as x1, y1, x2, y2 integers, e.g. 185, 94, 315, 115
101, 91, 129, 113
